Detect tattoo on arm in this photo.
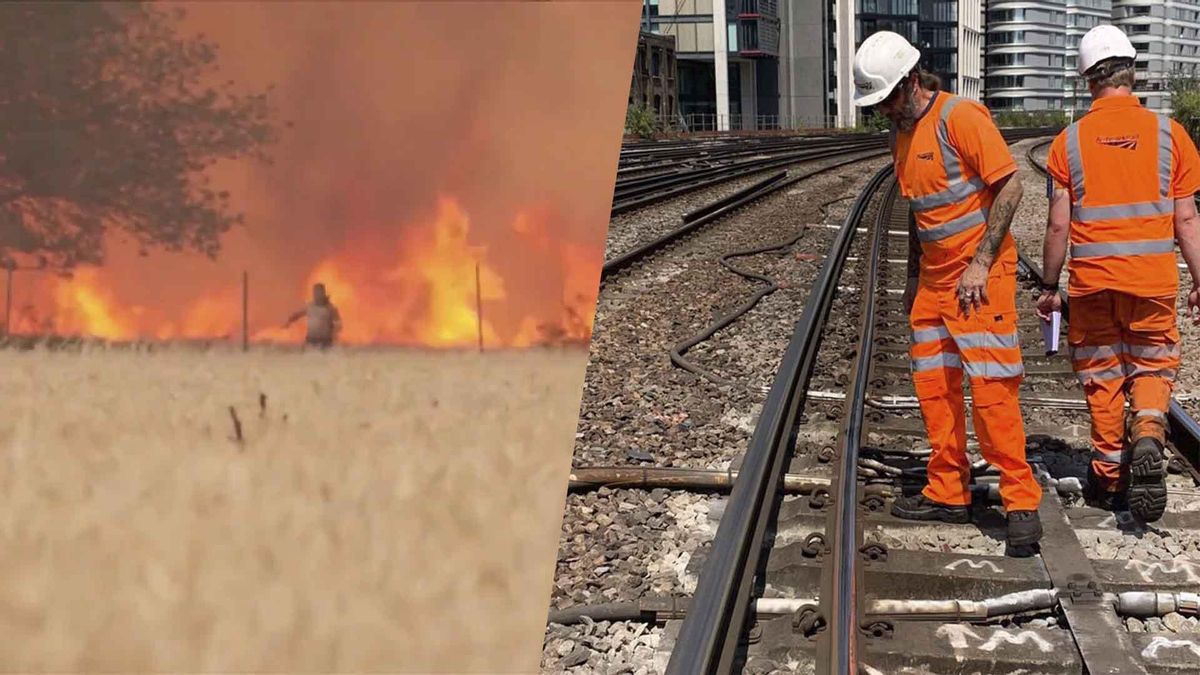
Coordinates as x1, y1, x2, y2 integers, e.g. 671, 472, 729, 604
973, 175, 1023, 269
907, 209, 922, 279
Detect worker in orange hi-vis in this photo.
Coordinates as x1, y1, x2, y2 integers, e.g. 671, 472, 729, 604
852, 31, 1043, 549
1039, 25, 1200, 523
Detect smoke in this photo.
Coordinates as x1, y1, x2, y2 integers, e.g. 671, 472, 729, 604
11, 1, 639, 344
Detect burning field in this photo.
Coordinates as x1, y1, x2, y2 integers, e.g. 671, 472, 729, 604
0, 1, 640, 671
0, 344, 588, 672
0, 1, 632, 352
5, 196, 601, 348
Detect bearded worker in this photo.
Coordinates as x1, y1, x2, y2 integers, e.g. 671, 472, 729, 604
852, 31, 1043, 549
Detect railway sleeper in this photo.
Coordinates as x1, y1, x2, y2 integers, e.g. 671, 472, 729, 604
743, 615, 1200, 673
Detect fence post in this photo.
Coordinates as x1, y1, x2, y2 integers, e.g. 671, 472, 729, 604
3, 266, 11, 338
242, 270, 248, 352
475, 262, 484, 352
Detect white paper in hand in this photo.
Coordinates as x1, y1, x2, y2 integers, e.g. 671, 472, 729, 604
1041, 310, 1061, 356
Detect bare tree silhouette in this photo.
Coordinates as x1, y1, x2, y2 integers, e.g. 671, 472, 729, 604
0, 2, 278, 271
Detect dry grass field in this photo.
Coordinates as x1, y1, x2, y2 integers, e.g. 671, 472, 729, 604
0, 344, 588, 673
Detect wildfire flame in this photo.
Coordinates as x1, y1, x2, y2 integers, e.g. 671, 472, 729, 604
1, 197, 601, 348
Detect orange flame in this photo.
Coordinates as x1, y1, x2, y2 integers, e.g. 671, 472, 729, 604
2, 197, 601, 348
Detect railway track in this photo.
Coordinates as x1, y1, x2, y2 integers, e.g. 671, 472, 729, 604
547, 130, 1200, 673
611, 137, 891, 216
664, 154, 1200, 673
604, 129, 1058, 281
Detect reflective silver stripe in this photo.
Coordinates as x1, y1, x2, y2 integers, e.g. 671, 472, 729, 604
938, 96, 964, 183
912, 353, 962, 372
1066, 121, 1086, 204
916, 208, 987, 242
963, 360, 1024, 379
1136, 408, 1167, 419
1069, 343, 1123, 362
1070, 239, 1176, 258
1092, 449, 1124, 464
1125, 364, 1178, 379
1158, 113, 1172, 198
912, 326, 952, 343
909, 96, 987, 212
1073, 199, 1173, 221
1076, 364, 1125, 383
954, 331, 1020, 350
1124, 343, 1181, 361
909, 177, 987, 211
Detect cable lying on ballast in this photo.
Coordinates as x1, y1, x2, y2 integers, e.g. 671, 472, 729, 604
670, 230, 806, 386
671, 188, 866, 387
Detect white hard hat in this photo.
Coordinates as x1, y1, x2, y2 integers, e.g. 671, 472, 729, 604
1078, 25, 1136, 76
852, 31, 921, 108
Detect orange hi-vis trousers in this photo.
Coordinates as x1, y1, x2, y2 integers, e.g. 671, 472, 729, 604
1068, 291, 1180, 491
909, 269, 1043, 512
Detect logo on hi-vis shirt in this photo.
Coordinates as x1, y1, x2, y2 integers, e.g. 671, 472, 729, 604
1097, 135, 1139, 150
917, 151, 935, 161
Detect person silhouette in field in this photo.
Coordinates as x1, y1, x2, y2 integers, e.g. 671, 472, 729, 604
284, 282, 342, 349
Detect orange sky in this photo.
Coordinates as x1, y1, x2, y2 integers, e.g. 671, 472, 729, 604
7, 1, 639, 346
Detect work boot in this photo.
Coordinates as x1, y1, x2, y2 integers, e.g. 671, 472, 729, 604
1083, 467, 1125, 511
1007, 510, 1043, 547
1127, 436, 1167, 522
890, 493, 970, 524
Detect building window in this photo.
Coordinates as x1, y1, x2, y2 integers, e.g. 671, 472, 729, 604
920, 0, 956, 23
987, 30, 1023, 46
858, 0, 918, 14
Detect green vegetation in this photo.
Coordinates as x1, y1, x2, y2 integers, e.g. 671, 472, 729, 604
625, 104, 657, 138
992, 110, 1069, 128
863, 110, 891, 133
1169, 72, 1200, 141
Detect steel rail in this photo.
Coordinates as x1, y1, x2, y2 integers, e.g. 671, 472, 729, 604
615, 136, 883, 178
611, 142, 888, 215
815, 176, 896, 674
615, 129, 1055, 216
614, 137, 886, 192
660, 130, 1054, 675
663, 165, 894, 675
602, 153, 890, 279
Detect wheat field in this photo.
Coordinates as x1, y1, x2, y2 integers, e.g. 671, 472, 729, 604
0, 344, 587, 673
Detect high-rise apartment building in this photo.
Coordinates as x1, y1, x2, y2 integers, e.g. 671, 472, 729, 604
983, 2, 1069, 113
776, 1, 983, 128
1064, 1, 1112, 114
641, 0, 782, 130
984, 1, 1200, 115
1111, 1, 1200, 112
636, 0, 1002, 130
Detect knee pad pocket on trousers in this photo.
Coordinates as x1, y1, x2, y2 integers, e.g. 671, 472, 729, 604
912, 369, 954, 398
970, 378, 1018, 408
1125, 296, 1179, 340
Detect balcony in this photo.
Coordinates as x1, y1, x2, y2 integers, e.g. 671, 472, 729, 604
738, 0, 778, 19
736, 0, 780, 58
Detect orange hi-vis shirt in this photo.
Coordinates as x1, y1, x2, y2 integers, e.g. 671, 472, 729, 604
892, 91, 1019, 289
1046, 94, 1200, 298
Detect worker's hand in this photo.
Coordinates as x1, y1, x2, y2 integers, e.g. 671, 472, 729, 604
1189, 282, 1200, 324
902, 277, 919, 314
1036, 291, 1062, 321
956, 261, 989, 317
